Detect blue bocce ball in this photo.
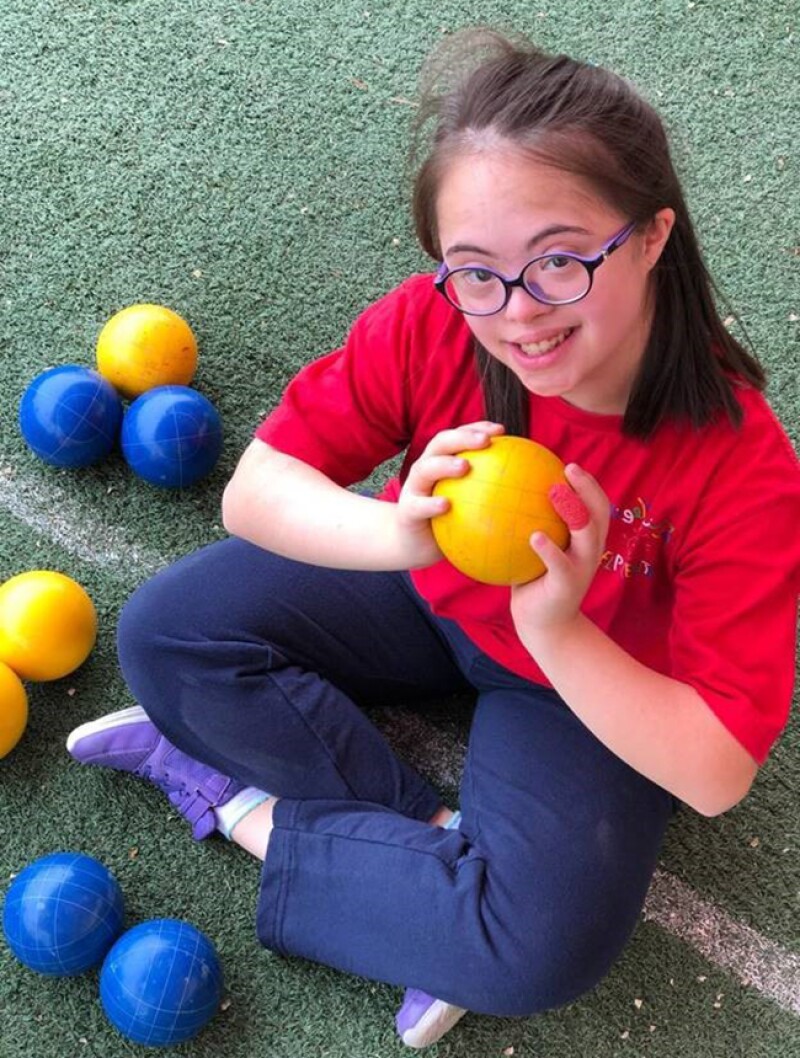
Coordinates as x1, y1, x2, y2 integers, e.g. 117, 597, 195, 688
100, 918, 224, 1046
19, 365, 123, 468
2, 852, 125, 976
120, 385, 223, 488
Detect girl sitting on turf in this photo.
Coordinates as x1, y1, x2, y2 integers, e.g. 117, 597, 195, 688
67, 27, 800, 1049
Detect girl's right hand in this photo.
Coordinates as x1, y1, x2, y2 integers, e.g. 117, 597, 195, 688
396, 420, 505, 567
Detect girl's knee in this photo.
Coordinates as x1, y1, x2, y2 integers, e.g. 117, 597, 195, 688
463, 952, 601, 1015
464, 942, 612, 1017
117, 548, 212, 651
450, 887, 629, 1016
116, 566, 197, 699
118, 574, 170, 658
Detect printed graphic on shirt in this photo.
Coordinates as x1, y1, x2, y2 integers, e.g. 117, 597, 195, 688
600, 497, 674, 579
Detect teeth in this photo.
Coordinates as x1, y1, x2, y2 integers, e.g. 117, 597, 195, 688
519, 328, 572, 356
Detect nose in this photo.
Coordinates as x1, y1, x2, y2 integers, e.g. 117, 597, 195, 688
503, 284, 554, 324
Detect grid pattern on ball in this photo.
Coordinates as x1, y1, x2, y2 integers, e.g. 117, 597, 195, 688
443, 446, 565, 584
4, 853, 122, 974
58, 379, 119, 447
122, 388, 221, 487
101, 920, 221, 1046
26, 373, 120, 465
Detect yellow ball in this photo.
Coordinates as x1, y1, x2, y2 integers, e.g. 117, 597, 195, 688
96, 303, 198, 399
432, 436, 570, 586
0, 661, 28, 758
0, 571, 97, 682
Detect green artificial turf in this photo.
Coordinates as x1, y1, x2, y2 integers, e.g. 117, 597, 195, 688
0, 1, 798, 1055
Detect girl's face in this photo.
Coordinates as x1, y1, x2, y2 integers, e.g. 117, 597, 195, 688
435, 149, 674, 416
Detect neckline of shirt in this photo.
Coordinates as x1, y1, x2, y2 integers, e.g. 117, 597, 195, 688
530, 393, 625, 433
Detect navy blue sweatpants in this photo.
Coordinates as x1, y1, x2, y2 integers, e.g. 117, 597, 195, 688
117, 537, 675, 1016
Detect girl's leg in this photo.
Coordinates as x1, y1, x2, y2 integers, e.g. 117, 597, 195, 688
452, 680, 677, 1012
114, 536, 470, 818
257, 674, 675, 1017
77, 536, 674, 1023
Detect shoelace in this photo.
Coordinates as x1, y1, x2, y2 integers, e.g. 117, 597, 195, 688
140, 764, 200, 800
137, 761, 218, 841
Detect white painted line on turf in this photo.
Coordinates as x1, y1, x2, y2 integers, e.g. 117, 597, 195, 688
644, 869, 800, 1015
0, 462, 165, 579
1, 473, 797, 1017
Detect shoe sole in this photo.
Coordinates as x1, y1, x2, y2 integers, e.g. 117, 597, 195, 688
66, 705, 149, 753
400, 1001, 468, 1049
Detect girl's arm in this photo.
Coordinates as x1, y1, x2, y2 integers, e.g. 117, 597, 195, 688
222, 423, 505, 571
518, 613, 757, 816
222, 440, 415, 569
511, 465, 758, 817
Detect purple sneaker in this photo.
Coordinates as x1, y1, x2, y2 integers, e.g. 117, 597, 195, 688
395, 988, 468, 1049
66, 706, 243, 841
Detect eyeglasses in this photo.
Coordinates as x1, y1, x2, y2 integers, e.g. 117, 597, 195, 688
434, 220, 637, 317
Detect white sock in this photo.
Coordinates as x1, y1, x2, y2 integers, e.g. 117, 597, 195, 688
400, 999, 468, 1049
214, 787, 271, 839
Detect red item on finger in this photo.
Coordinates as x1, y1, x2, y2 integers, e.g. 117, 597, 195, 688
548, 483, 591, 530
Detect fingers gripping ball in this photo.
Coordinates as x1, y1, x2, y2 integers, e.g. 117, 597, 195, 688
0, 571, 97, 681
0, 661, 28, 758
19, 365, 123, 468
100, 919, 224, 1046
97, 304, 198, 400
432, 436, 570, 586
2, 852, 124, 976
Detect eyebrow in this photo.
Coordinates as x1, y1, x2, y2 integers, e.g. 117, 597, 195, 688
444, 224, 591, 259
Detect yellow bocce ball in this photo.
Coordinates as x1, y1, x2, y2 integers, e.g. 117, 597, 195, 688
432, 436, 570, 586
96, 303, 198, 399
0, 571, 97, 682
0, 661, 28, 758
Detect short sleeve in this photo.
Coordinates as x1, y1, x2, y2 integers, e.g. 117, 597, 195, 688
254, 281, 419, 486
669, 402, 800, 762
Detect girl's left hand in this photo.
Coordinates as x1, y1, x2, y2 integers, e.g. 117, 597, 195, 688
509, 463, 610, 635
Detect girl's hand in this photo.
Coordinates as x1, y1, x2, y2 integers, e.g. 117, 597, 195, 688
396, 421, 505, 567
510, 463, 609, 636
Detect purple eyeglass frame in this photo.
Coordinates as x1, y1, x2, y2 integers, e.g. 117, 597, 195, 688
434, 220, 637, 316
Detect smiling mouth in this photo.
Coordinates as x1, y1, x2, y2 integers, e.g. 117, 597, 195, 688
518, 328, 575, 357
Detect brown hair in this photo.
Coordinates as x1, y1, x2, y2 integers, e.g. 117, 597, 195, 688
410, 28, 765, 438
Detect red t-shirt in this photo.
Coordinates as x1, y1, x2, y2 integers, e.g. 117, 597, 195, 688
256, 274, 800, 763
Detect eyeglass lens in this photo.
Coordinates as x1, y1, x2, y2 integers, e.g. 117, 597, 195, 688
443, 256, 591, 314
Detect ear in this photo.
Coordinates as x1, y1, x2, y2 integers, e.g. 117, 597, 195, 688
641, 207, 676, 269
